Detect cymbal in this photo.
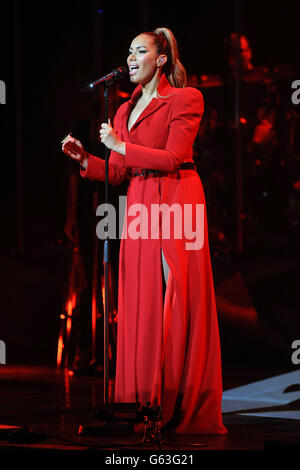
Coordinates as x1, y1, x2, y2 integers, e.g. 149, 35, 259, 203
187, 75, 224, 88
272, 65, 300, 79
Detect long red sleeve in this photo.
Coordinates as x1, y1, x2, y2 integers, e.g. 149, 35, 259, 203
80, 151, 129, 185
80, 84, 203, 180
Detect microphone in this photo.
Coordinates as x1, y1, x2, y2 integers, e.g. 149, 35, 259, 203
81, 66, 128, 92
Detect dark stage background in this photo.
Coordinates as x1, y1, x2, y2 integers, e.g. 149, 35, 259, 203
0, 0, 299, 379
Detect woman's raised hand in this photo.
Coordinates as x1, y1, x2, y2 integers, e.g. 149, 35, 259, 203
61, 134, 87, 167
99, 119, 125, 155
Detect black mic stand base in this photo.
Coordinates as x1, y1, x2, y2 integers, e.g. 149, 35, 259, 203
78, 402, 139, 438
78, 402, 162, 443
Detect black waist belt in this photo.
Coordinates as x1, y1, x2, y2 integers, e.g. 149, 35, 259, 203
133, 161, 197, 177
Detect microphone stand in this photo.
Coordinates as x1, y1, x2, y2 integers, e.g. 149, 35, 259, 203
79, 79, 138, 437
98, 83, 143, 424
103, 84, 109, 405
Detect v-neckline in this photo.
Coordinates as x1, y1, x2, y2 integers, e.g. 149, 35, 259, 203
127, 95, 157, 133
125, 74, 174, 133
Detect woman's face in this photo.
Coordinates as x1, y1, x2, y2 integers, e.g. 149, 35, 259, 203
127, 34, 160, 86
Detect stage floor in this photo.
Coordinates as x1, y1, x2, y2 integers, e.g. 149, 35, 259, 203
0, 365, 300, 454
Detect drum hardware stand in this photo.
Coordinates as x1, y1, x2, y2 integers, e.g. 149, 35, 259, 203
137, 403, 162, 444
234, 2, 243, 255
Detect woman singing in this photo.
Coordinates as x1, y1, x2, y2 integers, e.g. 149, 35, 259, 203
62, 27, 227, 435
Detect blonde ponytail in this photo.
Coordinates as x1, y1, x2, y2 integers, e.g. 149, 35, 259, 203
144, 27, 187, 88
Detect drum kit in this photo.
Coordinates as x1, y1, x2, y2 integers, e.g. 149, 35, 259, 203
189, 60, 300, 255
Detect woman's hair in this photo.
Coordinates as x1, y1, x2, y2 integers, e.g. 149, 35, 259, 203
144, 27, 187, 88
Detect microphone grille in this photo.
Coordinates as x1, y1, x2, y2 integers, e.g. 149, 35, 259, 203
113, 66, 128, 79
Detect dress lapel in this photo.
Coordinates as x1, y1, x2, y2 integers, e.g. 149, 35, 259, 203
124, 74, 175, 134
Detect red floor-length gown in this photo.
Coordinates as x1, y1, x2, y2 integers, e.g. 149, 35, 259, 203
80, 74, 227, 435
